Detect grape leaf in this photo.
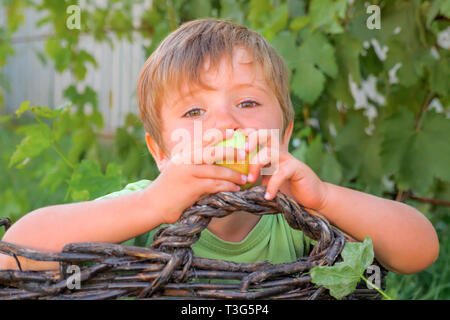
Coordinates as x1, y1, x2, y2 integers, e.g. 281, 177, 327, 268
299, 29, 338, 78
292, 59, 325, 104
334, 113, 383, 194
68, 159, 124, 201
9, 123, 52, 168
381, 109, 450, 192
30, 105, 64, 119
248, 0, 272, 30
334, 33, 362, 85
309, 0, 347, 34
290, 16, 310, 32
310, 237, 374, 300
291, 29, 338, 103
15, 100, 30, 118
261, 4, 289, 41
384, 40, 420, 87
429, 51, 450, 96
304, 135, 342, 184
270, 30, 298, 70
288, 0, 306, 17
220, 0, 245, 25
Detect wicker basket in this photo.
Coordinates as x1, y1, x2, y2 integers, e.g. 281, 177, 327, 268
0, 186, 387, 300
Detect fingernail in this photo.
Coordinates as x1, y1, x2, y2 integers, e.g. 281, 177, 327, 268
241, 175, 247, 183
264, 192, 271, 200
238, 149, 246, 160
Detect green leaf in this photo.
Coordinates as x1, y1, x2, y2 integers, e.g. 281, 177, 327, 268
384, 40, 420, 87
288, 0, 306, 17
0, 114, 12, 124
341, 237, 375, 276
334, 113, 383, 194
261, 4, 289, 41
63, 85, 98, 111
290, 29, 337, 103
334, 33, 362, 85
299, 30, 338, 78
39, 159, 72, 193
420, 111, 450, 183
16, 100, 30, 118
441, 0, 450, 17
69, 128, 95, 162
292, 60, 325, 104
310, 263, 360, 300
30, 105, 63, 119
270, 30, 298, 70
45, 38, 72, 72
220, 0, 245, 25
380, 109, 450, 192
309, 0, 347, 34
248, 0, 272, 29
185, 0, 212, 19
304, 135, 342, 184
310, 237, 374, 299
9, 123, 52, 168
426, 0, 444, 28
290, 16, 310, 32
68, 159, 124, 201
429, 52, 450, 96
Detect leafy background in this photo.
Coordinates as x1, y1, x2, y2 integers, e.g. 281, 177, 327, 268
0, 0, 449, 299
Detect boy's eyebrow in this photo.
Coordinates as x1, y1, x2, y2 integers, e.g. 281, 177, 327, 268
174, 82, 271, 108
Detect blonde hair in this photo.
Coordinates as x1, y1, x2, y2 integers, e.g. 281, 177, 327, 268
137, 18, 294, 156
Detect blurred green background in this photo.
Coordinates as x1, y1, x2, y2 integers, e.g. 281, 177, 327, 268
0, 0, 449, 299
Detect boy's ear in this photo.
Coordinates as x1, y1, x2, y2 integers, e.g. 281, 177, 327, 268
145, 133, 168, 171
281, 121, 294, 149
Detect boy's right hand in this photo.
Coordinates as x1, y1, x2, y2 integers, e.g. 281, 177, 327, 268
145, 131, 249, 224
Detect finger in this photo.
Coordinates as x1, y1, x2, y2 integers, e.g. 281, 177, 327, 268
238, 128, 257, 151
264, 164, 295, 200
247, 146, 273, 183
246, 129, 272, 154
192, 164, 248, 185
202, 178, 241, 194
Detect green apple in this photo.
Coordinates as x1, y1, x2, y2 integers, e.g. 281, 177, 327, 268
214, 130, 260, 190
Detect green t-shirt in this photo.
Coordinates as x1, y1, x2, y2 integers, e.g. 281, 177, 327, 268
95, 179, 314, 264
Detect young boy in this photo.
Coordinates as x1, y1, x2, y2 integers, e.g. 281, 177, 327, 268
0, 19, 439, 275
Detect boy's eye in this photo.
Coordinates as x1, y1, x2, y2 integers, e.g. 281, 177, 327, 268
237, 100, 260, 108
182, 100, 260, 118
183, 108, 205, 118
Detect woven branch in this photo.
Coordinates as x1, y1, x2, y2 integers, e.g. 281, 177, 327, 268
0, 186, 387, 300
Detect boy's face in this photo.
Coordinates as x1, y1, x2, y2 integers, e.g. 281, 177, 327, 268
146, 47, 293, 168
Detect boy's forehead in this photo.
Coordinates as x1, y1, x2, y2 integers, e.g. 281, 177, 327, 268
175, 47, 266, 98
206, 47, 254, 69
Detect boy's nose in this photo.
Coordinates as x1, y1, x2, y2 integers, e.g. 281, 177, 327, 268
212, 107, 241, 134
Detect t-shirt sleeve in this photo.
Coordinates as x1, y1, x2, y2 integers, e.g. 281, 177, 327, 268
93, 179, 153, 201
93, 179, 153, 246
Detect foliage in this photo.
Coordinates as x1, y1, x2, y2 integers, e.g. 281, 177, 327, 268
0, 0, 449, 299
310, 237, 391, 300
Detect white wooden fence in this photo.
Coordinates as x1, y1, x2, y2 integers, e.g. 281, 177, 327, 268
1, 1, 153, 135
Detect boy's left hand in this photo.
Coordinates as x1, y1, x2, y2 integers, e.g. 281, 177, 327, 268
243, 129, 329, 211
